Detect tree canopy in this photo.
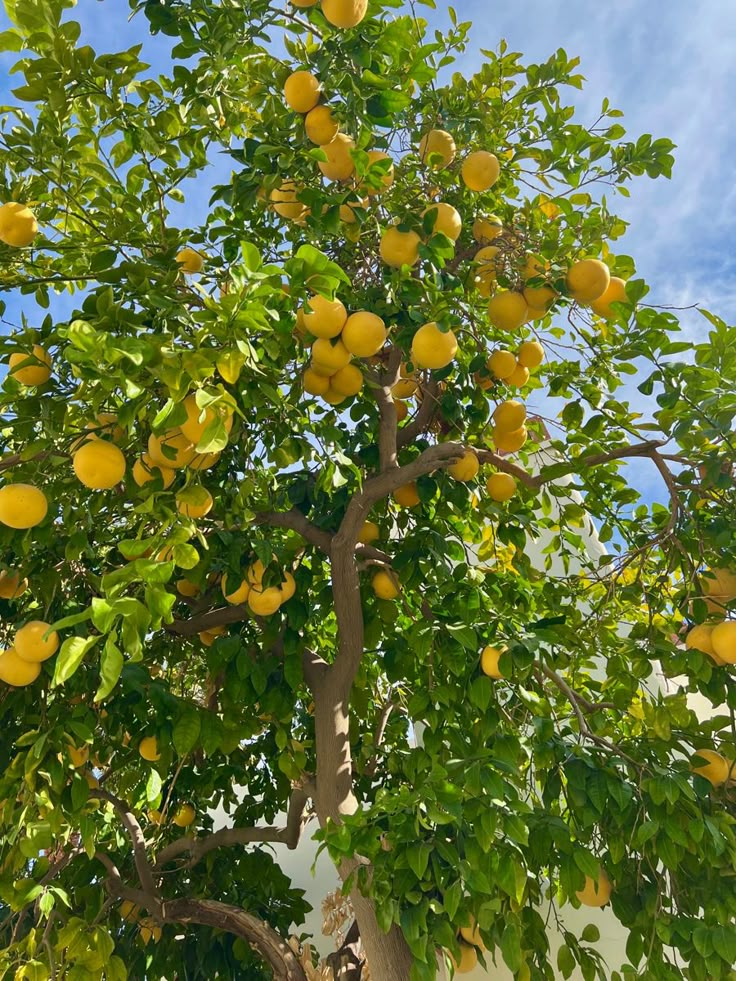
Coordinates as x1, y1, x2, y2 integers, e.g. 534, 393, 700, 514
1, 0, 735, 979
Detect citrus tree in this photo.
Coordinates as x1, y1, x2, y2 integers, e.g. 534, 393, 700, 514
1, 0, 735, 978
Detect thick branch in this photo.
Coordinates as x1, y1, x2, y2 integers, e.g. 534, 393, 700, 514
95, 852, 157, 911
168, 603, 250, 636
397, 377, 440, 449
374, 347, 402, 472
255, 508, 333, 554
90, 789, 158, 899
475, 449, 538, 488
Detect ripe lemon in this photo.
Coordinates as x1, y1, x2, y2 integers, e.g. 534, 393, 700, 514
423, 202, 462, 241
493, 400, 526, 433
139, 736, 161, 762
280, 571, 296, 602
8, 345, 52, 386
175, 248, 204, 274
303, 294, 348, 338
221, 574, 249, 604
685, 624, 724, 664
199, 626, 226, 647
692, 749, 732, 785
283, 70, 321, 113
472, 216, 503, 243
318, 133, 356, 181
270, 181, 308, 222
189, 451, 221, 471
394, 483, 420, 508
358, 520, 380, 544
176, 486, 213, 519
305, 105, 339, 145
341, 311, 387, 357
321, 0, 368, 28
132, 455, 176, 489
330, 364, 363, 397
448, 450, 479, 482
0, 648, 41, 686
68, 745, 89, 768
392, 377, 417, 399
0, 202, 38, 247
461, 150, 500, 191
411, 322, 458, 370
459, 919, 486, 950
702, 567, 736, 600
303, 367, 331, 396
172, 802, 196, 828
179, 394, 234, 445
494, 425, 527, 453
590, 276, 629, 319
472, 246, 500, 296
311, 337, 352, 374
177, 579, 200, 598
14, 620, 59, 662
522, 284, 556, 311
506, 364, 530, 389
480, 645, 505, 678
450, 942, 478, 974
711, 622, 736, 664
0, 570, 28, 600
418, 129, 456, 168
0, 484, 48, 529
73, 440, 126, 490
488, 291, 528, 331
576, 869, 612, 907
380, 227, 421, 268
372, 570, 400, 600
488, 350, 517, 380
518, 340, 544, 369
248, 585, 283, 616
395, 399, 409, 422
148, 431, 196, 469
486, 472, 517, 502
566, 258, 610, 303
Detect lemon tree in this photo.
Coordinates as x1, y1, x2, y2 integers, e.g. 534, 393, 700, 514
1, 0, 735, 979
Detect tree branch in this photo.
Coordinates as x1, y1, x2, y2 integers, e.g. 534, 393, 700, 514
397, 377, 440, 449
374, 347, 402, 472
255, 508, 333, 554
90, 789, 159, 899
168, 603, 251, 636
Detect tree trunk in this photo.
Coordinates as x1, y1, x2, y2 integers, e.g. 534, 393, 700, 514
349, 890, 415, 981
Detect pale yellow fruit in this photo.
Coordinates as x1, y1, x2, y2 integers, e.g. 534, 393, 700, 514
305, 105, 339, 145
0, 648, 41, 686
566, 258, 610, 303
222, 573, 250, 605
506, 364, 530, 389
322, 387, 346, 405
392, 377, 418, 399
692, 749, 732, 785
448, 450, 479, 482
364, 150, 395, 193
359, 520, 380, 544
176, 486, 213, 519
394, 483, 420, 508
179, 394, 234, 446
0, 484, 48, 529
480, 645, 504, 678
450, 943, 478, 974
8, 345, 52, 386
284, 70, 321, 113
488, 292, 528, 331
199, 625, 227, 647
422, 202, 462, 241
318, 133, 356, 181
120, 900, 139, 922
461, 151, 500, 191
14, 621, 59, 663
494, 425, 528, 453
473, 216, 503, 243
172, 802, 196, 828
148, 431, 196, 470
703, 568, 736, 601
0, 202, 38, 247
73, 440, 126, 490
372, 570, 400, 600
518, 340, 545, 369
68, 745, 89, 768
330, 364, 363, 397
486, 472, 517, 502
321, 0, 368, 28
177, 579, 200, 598
395, 399, 408, 422
0, 571, 28, 600
576, 869, 612, 907
472, 246, 500, 296
175, 248, 204, 274
685, 624, 724, 665
303, 294, 348, 338
341, 311, 387, 357
411, 322, 458, 370
189, 451, 221, 471
248, 586, 283, 616
380, 227, 421, 268
488, 350, 517, 380
339, 203, 358, 224
459, 919, 486, 950
418, 129, 456, 168
280, 571, 296, 602
139, 736, 161, 762
271, 181, 308, 222
522, 284, 556, 311
493, 400, 526, 432
303, 367, 331, 396
132, 455, 176, 490
311, 338, 351, 374
590, 277, 628, 319
711, 622, 736, 664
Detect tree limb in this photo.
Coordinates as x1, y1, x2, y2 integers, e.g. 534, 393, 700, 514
397, 377, 440, 449
374, 347, 402, 472
255, 508, 333, 554
90, 789, 159, 899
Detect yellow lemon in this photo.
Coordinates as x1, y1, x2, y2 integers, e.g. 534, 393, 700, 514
494, 425, 528, 453
303, 294, 348, 338
270, 181, 308, 222
139, 736, 161, 762
493, 400, 526, 433
411, 322, 458, 370
330, 364, 363, 397
472, 216, 503, 243
486, 473, 517, 502
372, 570, 400, 600
364, 150, 395, 193
506, 364, 530, 389
487, 350, 517, 380
175, 248, 204, 273
418, 129, 456, 168
311, 337, 352, 374
566, 258, 610, 303
488, 291, 528, 331
132, 455, 176, 490
172, 802, 196, 828
359, 520, 380, 544
175, 486, 213, 519
0, 648, 41, 686
73, 440, 126, 490
480, 645, 505, 678
8, 345, 52, 386
380, 227, 421, 268
248, 586, 283, 616
422, 202, 462, 241
450, 942, 478, 974
576, 869, 612, 907
305, 104, 339, 145
341, 312, 387, 357
472, 245, 501, 297
14, 621, 59, 662
321, 0, 368, 28
318, 133, 356, 181
394, 483, 420, 508
148, 431, 196, 469
179, 394, 234, 446
711, 622, 736, 664
0, 484, 48, 529
0, 570, 28, 600
461, 150, 500, 191
517, 340, 544, 369
589, 276, 628, 318
448, 450, 479, 482
303, 367, 331, 396
283, 70, 321, 113
0, 202, 38, 247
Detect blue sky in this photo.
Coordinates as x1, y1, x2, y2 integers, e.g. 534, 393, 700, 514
2, 0, 735, 507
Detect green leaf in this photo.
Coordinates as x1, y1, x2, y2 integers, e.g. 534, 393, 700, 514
52, 636, 100, 687
94, 636, 123, 701
146, 768, 162, 803
173, 708, 201, 756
